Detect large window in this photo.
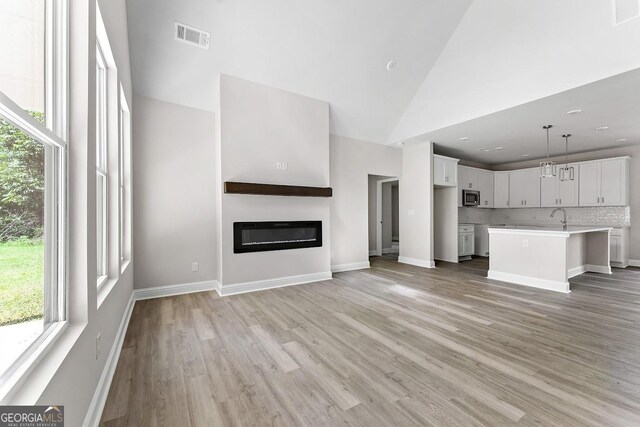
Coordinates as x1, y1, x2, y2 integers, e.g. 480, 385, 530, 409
96, 43, 108, 285
0, 0, 66, 395
118, 86, 130, 267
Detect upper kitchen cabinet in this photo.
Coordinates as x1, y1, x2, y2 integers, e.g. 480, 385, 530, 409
477, 169, 494, 208
459, 166, 478, 190
579, 157, 629, 206
494, 171, 510, 208
433, 154, 459, 187
509, 168, 540, 208
540, 163, 579, 207
458, 166, 493, 208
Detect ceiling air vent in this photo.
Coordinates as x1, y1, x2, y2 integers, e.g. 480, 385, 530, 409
613, 0, 640, 25
174, 22, 210, 49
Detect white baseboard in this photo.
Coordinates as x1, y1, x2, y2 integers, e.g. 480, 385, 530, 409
218, 271, 332, 297
629, 259, 640, 267
83, 293, 135, 427
398, 256, 436, 269
568, 265, 587, 278
382, 248, 395, 254
488, 270, 570, 293
585, 264, 612, 275
369, 250, 378, 256
133, 280, 219, 301
332, 262, 370, 273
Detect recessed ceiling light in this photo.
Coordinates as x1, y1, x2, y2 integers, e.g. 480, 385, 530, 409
460, 137, 469, 141
596, 126, 609, 130
398, 141, 406, 145
567, 109, 582, 115
494, 147, 504, 150
615, 138, 627, 142
522, 154, 530, 157
479, 148, 490, 152
386, 60, 396, 71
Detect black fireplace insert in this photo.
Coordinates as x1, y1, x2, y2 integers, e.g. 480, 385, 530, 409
233, 221, 322, 254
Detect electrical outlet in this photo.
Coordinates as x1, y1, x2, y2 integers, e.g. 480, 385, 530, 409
192, 262, 199, 272
282, 162, 288, 171
522, 240, 529, 248
276, 161, 282, 170
96, 333, 101, 360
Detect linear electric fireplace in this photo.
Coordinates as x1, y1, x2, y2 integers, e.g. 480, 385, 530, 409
233, 221, 322, 254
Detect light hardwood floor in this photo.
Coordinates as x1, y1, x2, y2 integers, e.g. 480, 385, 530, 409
100, 257, 640, 426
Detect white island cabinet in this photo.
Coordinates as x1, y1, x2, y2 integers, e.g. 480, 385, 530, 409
488, 226, 612, 293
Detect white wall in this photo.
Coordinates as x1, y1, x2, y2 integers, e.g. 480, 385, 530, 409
133, 96, 217, 289
217, 74, 331, 286
331, 135, 401, 269
398, 142, 434, 267
391, 0, 640, 142
9, 1, 136, 426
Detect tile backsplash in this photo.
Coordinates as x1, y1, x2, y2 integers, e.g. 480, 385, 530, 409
459, 206, 630, 228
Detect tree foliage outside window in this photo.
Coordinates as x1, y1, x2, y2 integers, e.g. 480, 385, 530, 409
0, 112, 45, 242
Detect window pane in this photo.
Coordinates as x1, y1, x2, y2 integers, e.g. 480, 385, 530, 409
96, 172, 106, 279
0, 0, 46, 121
0, 117, 45, 375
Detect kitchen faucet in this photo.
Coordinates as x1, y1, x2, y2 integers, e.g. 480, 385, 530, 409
550, 208, 568, 230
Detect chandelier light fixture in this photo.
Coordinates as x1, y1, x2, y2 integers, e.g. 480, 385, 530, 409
559, 134, 575, 181
540, 124, 557, 178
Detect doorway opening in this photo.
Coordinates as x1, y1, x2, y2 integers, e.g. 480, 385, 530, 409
368, 175, 399, 259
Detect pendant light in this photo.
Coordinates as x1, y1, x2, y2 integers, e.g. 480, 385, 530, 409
540, 125, 557, 178
559, 134, 575, 181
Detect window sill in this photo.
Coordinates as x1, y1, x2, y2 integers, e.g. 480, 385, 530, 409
0, 321, 76, 403
97, 277, 118, 309
120, 259, 131, 276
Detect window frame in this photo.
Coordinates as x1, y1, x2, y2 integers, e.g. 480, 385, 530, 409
96, 41, 108, 288
0, 0, 68, 399
118, 85, 130, 270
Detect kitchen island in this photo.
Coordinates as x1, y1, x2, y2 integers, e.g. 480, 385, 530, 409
487, 225, 612, 293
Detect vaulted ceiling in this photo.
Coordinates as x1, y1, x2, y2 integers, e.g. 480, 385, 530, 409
126, 0, 472, 144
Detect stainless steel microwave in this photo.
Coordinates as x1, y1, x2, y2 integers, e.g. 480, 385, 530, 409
463, 190, 480, 206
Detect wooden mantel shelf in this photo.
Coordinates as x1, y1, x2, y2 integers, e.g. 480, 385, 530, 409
224, 181, 333, 197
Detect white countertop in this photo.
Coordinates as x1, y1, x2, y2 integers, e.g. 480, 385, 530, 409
488, 225, 612, 235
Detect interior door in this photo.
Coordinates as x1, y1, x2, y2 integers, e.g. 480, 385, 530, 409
600, 159, 625, 206
579, 162, 601, 206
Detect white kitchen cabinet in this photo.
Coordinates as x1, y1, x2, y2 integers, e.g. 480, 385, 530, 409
540, 163, 579, 207
477, 169, 494, 208
433, 155, 459, 187
509, 168, 540, 208
494, 172, 510, 208
579, 157, 629, 206
459, 166, 478, 190
458, 224, 475, 259
610, 228, 629, 268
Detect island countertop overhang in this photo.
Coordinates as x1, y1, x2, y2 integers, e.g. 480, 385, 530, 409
488, 225, 612, 237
